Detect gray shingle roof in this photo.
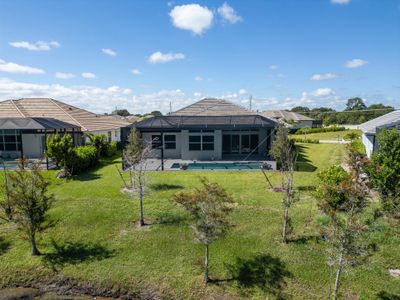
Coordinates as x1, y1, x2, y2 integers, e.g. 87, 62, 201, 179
0, 117, 81, 130
359, 110, 400, 134
171, 98, 252, 116
261, 110, 314, 121
134, 115, 277, 131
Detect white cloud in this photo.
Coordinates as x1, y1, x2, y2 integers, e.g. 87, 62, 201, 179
331, 0, 351, 4
239, 88, 247, 95
194, 76, 203, 81
310, 73, 338, 81
9, 40, 60, 51
81, 72, 96, 79
345, 59, 368, 68
217, 2, 242, 24
269, 65, 278, 70
193, 92, 202, 97
131, 69, 141, 75
169, 4, 213, 35
55, 72, 75, 79
0, 59, 44, 74
148, 51, 185, 64
312, 88, 335, 97
102, 48, 117, 57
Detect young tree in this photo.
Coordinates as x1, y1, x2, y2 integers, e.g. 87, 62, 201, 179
281, 143, 298, 243
117, 129, 150, 226
0, 160, 13, 221
367, 127, 400, 222
86, 133, 109, 158
8, 160, 54, 255
174, 178, 234, 282
270, 123, 295, 171
46, 133, 75, 173
315, 148, 370, 300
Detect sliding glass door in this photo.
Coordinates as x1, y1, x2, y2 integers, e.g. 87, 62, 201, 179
222, 133, 259, 155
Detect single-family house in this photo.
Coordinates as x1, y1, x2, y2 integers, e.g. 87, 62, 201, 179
261, 110, 320, 128
0, 117, 81, 159
359, 110, 400, 158
126, 98, 278, 161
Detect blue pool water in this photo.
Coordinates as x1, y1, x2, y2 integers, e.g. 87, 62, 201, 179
171, 162, 266, 170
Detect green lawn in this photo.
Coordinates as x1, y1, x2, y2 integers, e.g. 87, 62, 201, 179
290, 129, 361, 141
0, 143, 399, 299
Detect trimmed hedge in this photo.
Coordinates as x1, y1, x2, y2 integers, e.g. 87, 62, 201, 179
68, 145, 98, 174
291, 138, 320, 144
294, 126, 346, 135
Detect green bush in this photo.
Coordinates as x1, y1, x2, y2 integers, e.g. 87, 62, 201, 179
350, 139, 365, 154
67, 145, 98, 174
291, 138, 320, 144
105, 141, 118, 157
295, 126, 346, 135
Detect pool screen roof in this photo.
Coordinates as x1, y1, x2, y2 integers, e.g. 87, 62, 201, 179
0, 117, 81, 131
133, 115, 277, 131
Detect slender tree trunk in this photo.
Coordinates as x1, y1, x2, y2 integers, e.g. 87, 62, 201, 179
139, 185, 144, 226
204, 243, 209, 283
282, 205, 289, 243
333, 249, 344, 300
31, 234, 40, 256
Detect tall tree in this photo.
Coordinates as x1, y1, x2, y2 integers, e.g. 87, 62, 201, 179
117, 129, 150, 226
345, 97, 366, 111
291, 106, 310, 113
315, 148, 370, 299
112, 109, 130, 117
8, 160, 54, 255
174, 178, 234, 282
367, 127, 400, 222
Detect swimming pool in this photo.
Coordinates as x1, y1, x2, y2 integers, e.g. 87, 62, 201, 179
170, 162, 269, 170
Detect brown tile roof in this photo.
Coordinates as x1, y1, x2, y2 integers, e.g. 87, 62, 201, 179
171, 98, 252, 116
0, 98, 130, 131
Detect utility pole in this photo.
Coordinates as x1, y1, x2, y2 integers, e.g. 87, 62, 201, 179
249, 95, 253, 111
169, 101, 172, 114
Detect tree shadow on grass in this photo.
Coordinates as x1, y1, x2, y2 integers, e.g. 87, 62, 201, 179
288, 234, 321, 244
224, 254, 292, 299
295, 144, 317, 172
0, 237, 11, 256
154, 212, 187, 225
150, 183, 184, 191
296, 185, 316, 192
377, 291, 400, 300
42, 240, 115, 271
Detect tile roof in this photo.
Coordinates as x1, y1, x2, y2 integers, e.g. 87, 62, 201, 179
0, 98, 130, 131
261, 110, 314, 121
171, 98, 252, 116
359, 110, 400, 134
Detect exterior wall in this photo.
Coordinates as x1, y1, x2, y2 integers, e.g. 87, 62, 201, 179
362, 133, 375, 158
22, 133, 44, 158
87, 129, 121, 142
142, 131, 182, 159
294, 120, 314, 129
181, 130, 222, 160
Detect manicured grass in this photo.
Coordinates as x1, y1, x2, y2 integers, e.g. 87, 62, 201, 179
290, 129, 361, 141
0, 143, 399, 299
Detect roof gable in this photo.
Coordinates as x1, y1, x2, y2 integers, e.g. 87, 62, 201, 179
171, 98, 252, 116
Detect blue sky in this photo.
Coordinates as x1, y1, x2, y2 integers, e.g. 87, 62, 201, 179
0, 0, 399, 114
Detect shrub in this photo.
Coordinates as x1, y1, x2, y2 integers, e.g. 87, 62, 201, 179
291, 138, 320, 144
106, 141, 118, 157
294, 126, 346, 135
71, 145, 98, 173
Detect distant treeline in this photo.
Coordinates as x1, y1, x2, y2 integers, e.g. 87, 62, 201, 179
291, 97, 395, 125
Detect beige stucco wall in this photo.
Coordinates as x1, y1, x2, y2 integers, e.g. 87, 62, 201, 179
22, 133, 44, 158
87, 129, 121, 142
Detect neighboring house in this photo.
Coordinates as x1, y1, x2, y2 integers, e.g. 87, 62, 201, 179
0, 98, 130, 143
126, 98, 278, 160
0, 117, 81, 159
261, 110, 320, 128
359, 110, 400, 158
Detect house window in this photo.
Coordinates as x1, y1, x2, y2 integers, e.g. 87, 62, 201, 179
151, 135, 162, 149
202, 135, 214, 150
189, 135, 201, 151
107, 131, 112, 142
0, 129, 22, 152
164, 135, 176, 149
